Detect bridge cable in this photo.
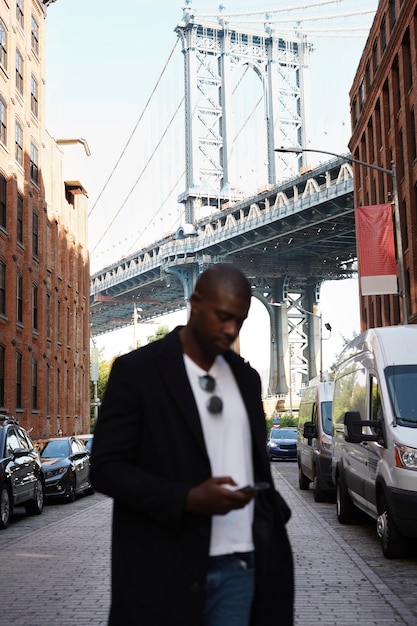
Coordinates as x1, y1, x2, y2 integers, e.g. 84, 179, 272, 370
126, 170, 185, 254
88, 38, 179, 219
198, 0, 344, 18
90, 96, 184, 256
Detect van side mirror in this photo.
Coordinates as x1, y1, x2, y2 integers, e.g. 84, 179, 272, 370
303, 421, 317, 440
344, 411, 381, 443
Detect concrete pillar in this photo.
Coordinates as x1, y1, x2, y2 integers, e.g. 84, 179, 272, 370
268, 302, 289, 395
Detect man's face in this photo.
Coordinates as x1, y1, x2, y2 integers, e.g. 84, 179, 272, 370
190, 286, 250, 359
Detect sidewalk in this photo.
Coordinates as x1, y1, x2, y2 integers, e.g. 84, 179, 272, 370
272, 465, 417, 626
1, 469, 416, 626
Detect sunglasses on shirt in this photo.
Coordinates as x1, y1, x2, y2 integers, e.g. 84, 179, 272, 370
199, 374, 223, 414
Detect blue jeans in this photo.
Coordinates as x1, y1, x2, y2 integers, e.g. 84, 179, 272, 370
203, 552, 255, 626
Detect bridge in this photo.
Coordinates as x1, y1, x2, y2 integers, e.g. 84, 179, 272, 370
89, 5, 361, 399
90, 155, 356, 395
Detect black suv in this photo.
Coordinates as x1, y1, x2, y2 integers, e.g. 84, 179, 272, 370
0, 416, 45, 529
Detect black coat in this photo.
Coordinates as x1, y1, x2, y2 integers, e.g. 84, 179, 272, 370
91, 327, 294, 626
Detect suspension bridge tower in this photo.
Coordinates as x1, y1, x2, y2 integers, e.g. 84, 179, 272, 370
175, 2, 313, 226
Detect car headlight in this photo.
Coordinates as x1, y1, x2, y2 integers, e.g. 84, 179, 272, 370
394, 442, 417, 470
44, 467, 67, 479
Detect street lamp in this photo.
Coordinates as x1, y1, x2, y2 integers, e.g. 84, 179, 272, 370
275, 146, 408, 325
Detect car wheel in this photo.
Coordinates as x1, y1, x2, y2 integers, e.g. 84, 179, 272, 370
65, 474, 76, 503
298, 466, 310, 490
25, 478, 45, 516
336, 475, 354, 524
0, 485, 12, 530
377, 493, 407, 559
313, 471, 326, 502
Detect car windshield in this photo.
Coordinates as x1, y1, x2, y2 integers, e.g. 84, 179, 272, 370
270, 429, 297, 440
40, 440, 69, 458
321, 401, 333, 435
385, 364, 417, 427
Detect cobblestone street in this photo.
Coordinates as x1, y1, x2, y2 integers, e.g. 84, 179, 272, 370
1, 463, 417, 625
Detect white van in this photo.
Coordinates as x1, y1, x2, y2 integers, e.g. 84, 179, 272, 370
298, 378, 334, 501
332, 326, 417, 558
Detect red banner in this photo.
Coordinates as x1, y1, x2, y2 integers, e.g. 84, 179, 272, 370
356, 204, 397, 295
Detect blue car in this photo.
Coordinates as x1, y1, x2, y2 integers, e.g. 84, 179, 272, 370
267, 427, 297, 461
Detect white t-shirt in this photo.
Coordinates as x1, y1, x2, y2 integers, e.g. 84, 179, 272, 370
184, 354, 254, 556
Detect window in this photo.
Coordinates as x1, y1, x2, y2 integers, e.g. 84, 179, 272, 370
0, 19, 7, 71
66, 306, 70, 345
352, 96, 358, 126
359, 79, 365, 111
393, 56, 401, 113
46, 292, 51, 339
0, 344, 4, 408
5, 428, 20, 454
16, 273, 23, 323
31, 16, 39, 56
32, 210, 38, 256
32, 357, 37, 410
365, 61, 371, 92
16, 0, 24, 29
17, 192, 23, 243
402, 29, 413, 92
333, 363, 367, 425
57, 367, 60, 417
30, 143, 38, 185
381, 17, 387, 51
0, 174, 6, 229
16, 50, 23, 95
15, 122, 23, 165
0, 97, 6, 146
32, 283, 38, 330
372, 39, 379, 75
46, 364, 50, 417
411, 109, 417, 161
389, 0, 397, 30
57, 300, 61, 343
30, 75, 38, 117
16, 351, 22, 408
0, 261, 5, 316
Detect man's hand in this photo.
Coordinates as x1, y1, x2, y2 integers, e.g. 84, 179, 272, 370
185, 476, 256, 515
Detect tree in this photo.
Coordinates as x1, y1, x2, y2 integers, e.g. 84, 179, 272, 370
147, 325, 170, 343
90, 352, 117, 428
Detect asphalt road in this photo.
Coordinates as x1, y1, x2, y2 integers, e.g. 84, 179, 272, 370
1, 462, 417, 625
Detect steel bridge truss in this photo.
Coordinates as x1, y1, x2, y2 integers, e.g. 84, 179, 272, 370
175, 10, 313, 225
90, 156, 356, 395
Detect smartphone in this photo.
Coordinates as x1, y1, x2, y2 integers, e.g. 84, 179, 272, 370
238, 482, 270, 493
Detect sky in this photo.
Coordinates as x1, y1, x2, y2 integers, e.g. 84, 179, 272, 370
43, 0, 377, 378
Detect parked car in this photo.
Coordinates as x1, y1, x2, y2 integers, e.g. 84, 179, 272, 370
78, 434, 93, 454
38, 436, 93, 502
267, 427, 297, 461
332, 326, 417, 558
297, 378, 335, 501
0, 415, 45, 529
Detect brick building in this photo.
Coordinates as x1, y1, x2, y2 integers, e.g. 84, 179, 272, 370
349, 0, 417, 329
0, 0, 90, 437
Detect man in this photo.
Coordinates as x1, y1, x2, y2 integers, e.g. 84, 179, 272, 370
91, 263, 294, 626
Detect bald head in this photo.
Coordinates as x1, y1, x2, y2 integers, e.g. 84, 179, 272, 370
181, 263, 252, 368
194, 264, 251, 302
